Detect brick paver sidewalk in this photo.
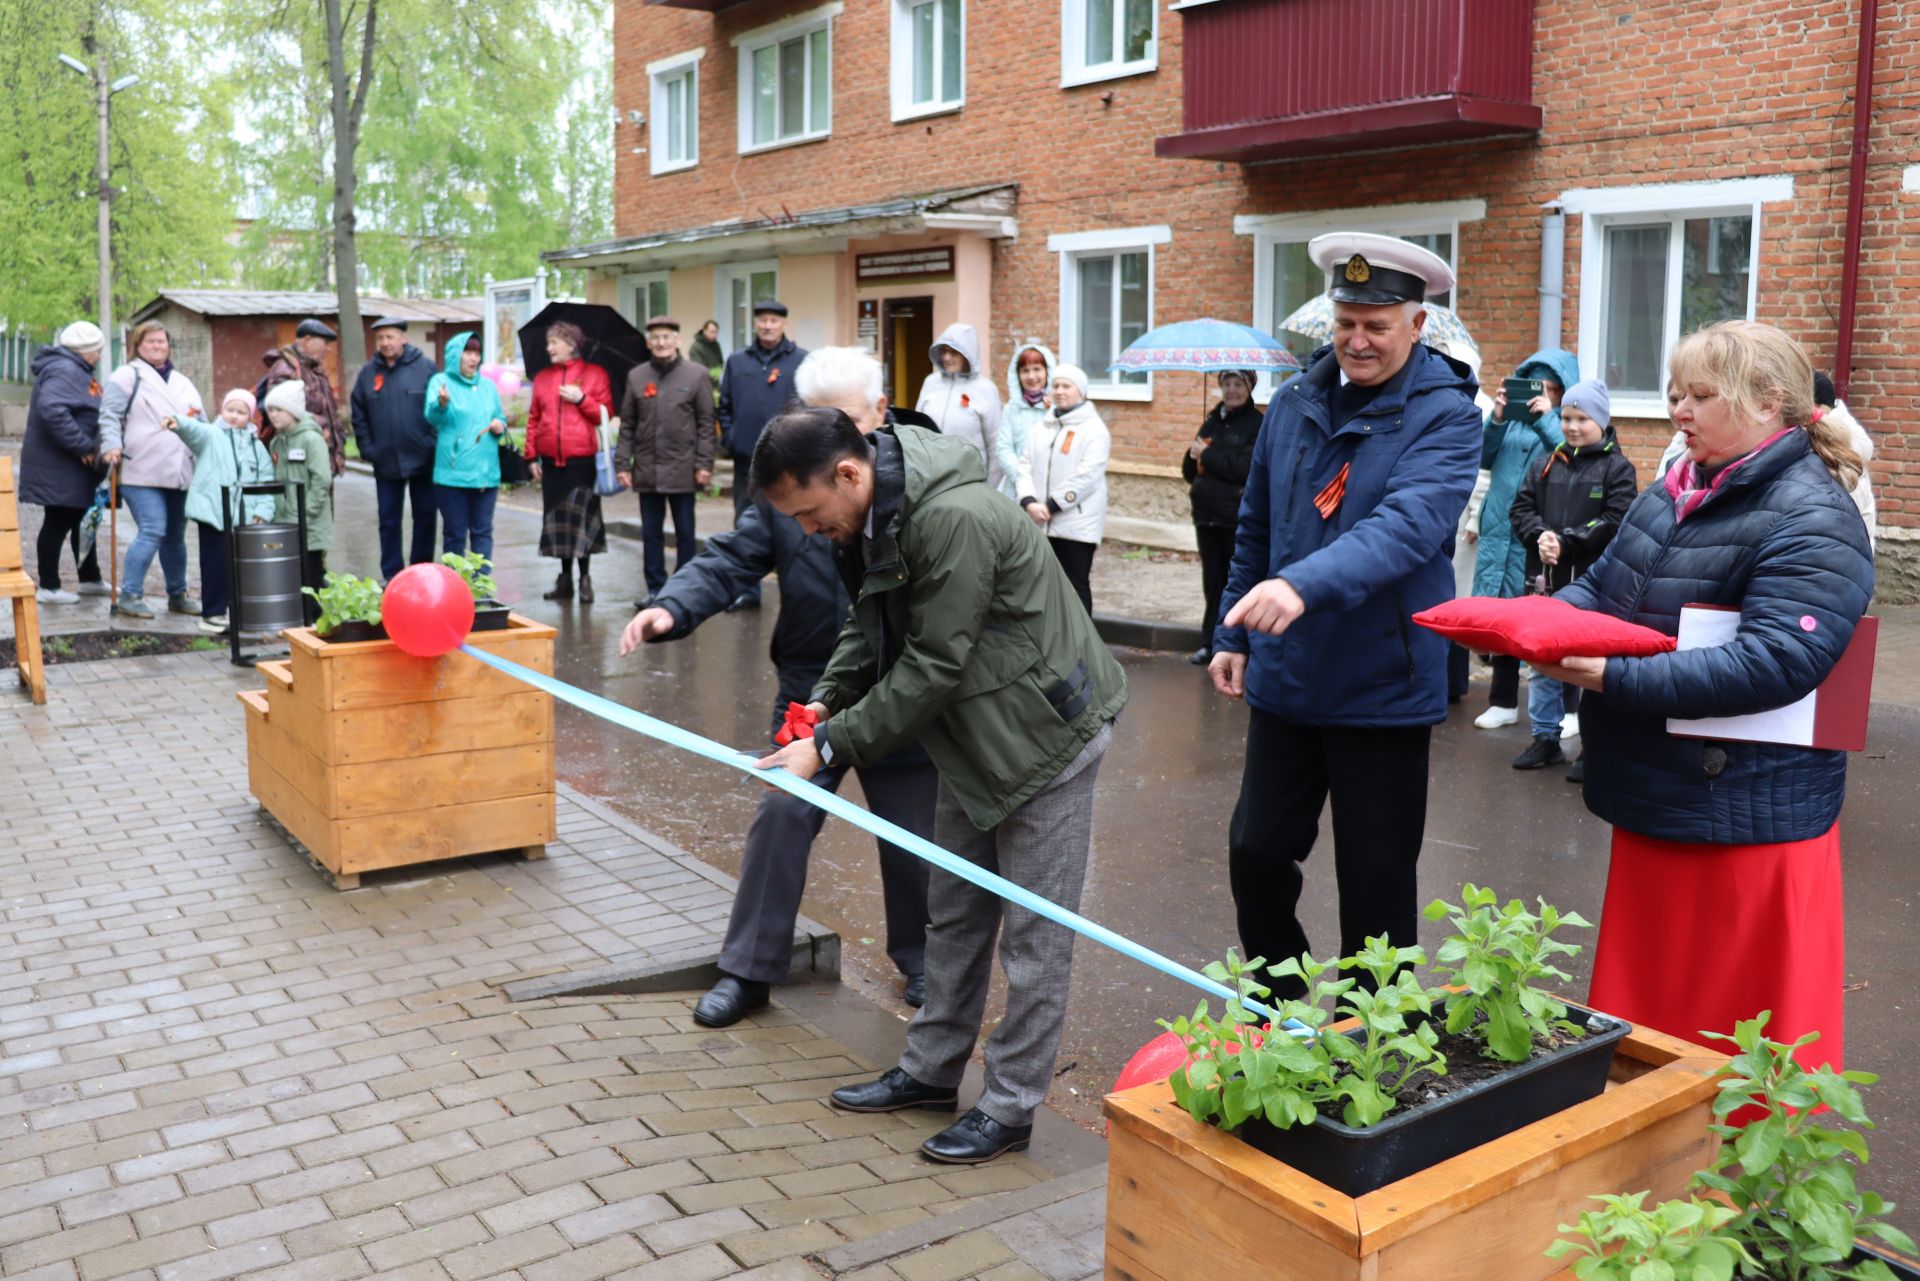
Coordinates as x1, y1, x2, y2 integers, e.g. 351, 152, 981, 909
1, 652, 1086, 1281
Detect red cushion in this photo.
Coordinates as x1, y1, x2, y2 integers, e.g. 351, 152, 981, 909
1411, 596, 1678, 664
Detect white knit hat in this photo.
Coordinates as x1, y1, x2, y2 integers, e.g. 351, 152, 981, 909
261, 379, 308, 421
58, 321, 106, 353
1051, 363, 1091, 400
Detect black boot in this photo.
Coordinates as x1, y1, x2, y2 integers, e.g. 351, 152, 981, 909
902, 973, 926, 1008
542, 572, 573, 601
1566, 757, 1585, 784
920, 1108, 1032, 1165
1512, 734, 1566, 770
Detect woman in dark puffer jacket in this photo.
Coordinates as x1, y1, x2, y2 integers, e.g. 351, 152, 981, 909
1534, 320, 1872, 1074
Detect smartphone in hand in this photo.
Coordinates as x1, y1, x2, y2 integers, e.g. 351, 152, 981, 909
1502, 378, 1546, 423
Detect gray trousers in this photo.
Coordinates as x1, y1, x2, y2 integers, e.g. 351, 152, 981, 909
717, 758, 936, 984
899, 724, 1111, 1128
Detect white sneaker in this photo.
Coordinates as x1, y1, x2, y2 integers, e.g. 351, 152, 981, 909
1560, 713, 1580, 740
1473, 705, 1519, 729
197, 615, 229, 634
36, 588, 79, 605
76, 581, 113, 596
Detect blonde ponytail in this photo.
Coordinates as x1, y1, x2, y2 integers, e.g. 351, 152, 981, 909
1669, 320, 1861, 490
1806, 407, 1865, 493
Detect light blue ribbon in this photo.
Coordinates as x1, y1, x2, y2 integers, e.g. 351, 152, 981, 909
461, 644, 1291, 1028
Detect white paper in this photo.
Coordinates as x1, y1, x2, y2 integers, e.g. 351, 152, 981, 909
1665, 607, 1816, 746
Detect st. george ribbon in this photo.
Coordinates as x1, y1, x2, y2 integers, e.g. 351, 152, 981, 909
459, 644, 1304, 1032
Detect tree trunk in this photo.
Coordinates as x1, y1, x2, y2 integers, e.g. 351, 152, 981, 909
323, 0, 377, 378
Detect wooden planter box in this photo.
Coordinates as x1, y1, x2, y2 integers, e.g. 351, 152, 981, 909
1104, 1025, 1725, 1281
239, 615, 558, 889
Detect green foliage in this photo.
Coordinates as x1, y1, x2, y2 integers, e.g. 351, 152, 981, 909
302, 571, 383, 636
439, 551, 495, 602
1689, 1014, 1917, 1281
1544, 1192, 1756, 1281
44, 636, 76, 660
1424, 883, 1591, 1063
1158, 937, 1444, 1134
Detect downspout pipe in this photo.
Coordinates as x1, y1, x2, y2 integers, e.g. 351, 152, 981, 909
1538, 203, 1565, 353
1835, 0, 1880, 399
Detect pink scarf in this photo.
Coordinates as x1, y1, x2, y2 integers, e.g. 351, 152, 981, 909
1662, 427, 1796, 524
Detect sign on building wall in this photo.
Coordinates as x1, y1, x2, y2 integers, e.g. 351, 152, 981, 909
855, 248, 955, 286
485, 276, 546, 371
858, 299, 879, 350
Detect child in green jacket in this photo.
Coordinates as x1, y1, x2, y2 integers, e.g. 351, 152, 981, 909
261, 379, 332, 623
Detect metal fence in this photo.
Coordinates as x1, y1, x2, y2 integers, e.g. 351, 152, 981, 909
0, 330, 123, 384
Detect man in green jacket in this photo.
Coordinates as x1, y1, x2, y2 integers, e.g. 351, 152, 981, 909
752, 408, 1127, 1165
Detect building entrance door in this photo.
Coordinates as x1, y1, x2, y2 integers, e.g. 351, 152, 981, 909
881, 297, 934, 414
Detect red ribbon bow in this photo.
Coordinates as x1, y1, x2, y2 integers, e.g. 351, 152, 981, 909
1312, 462, 1351, 521
773, 701, 821, 747
644, 383, 658, 398
960, 393, 971, 409
373, 373, 385, 393
767, 368, 780, 385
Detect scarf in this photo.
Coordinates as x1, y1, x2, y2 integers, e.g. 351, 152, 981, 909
140, 356, 175, 382
1662, 426, 1795, 524
1022, 386, 1047, 407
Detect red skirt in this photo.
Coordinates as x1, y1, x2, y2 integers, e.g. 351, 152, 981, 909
1587, 824, 1844, 1073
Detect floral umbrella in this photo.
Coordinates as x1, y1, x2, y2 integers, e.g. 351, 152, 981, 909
1106, 318, 1304, 376
1279, 296, 1480, 357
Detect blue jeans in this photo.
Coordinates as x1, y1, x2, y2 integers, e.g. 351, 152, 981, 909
437, 485, 497, 570
120, 484, 188, 598
376, 472, 438, 581
1528, 670, 1581, 738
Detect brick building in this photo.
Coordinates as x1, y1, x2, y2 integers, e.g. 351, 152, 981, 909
546, 0, 1917, 584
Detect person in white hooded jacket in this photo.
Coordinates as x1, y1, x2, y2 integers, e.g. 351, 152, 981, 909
916, 322, 1003, 489
1017, 363, 1109, 614
999, 340, 1056, 502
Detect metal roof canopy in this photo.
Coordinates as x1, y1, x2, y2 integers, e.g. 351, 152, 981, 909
542, 184, 1019, 271
128, 289, 485, 325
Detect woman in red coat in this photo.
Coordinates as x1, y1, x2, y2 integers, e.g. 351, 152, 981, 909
526, 322, 613, 602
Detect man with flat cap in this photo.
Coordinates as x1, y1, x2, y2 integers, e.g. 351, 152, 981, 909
350, 317, 439, 580
1210, 232, 1481, 990
715, 299, 807, 610
617, 316, 715, 605
264, 318, 347, 477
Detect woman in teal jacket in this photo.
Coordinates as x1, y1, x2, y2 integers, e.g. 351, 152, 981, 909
426, 331, 506, 569
1469, 347, 1580, 728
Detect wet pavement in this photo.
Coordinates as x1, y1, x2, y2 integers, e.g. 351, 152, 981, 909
15, 457, 1920, 1230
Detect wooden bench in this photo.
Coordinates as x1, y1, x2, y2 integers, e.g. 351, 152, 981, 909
0, 458, 46, 705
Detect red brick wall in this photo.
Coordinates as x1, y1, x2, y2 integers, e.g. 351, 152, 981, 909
608, 0, 1919, 533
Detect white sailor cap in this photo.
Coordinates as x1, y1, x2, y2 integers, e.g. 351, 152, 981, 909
1308, 232, 1455, 306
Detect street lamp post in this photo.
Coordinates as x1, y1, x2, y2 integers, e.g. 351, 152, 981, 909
58, 50, 138, 350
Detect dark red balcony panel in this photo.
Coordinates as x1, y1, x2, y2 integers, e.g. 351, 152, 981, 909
1157, 0, 1542, 163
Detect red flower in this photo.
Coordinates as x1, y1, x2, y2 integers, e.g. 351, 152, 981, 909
767, 368, 780, 385
373, 373, 385, 393
961, 393, 971, 408
644, 383, 658, 398
87, 380, 100, 398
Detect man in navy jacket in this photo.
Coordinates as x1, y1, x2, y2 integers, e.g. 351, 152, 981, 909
716, 300, 807, 610
349, 318, 439, 580
1211, 234, 1481, 992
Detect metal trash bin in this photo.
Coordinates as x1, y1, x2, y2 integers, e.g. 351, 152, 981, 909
231, 521, 305, 634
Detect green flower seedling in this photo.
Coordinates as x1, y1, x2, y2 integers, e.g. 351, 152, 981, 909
1424, 883, 1591, 1063
1545, 1192, 1757, 1281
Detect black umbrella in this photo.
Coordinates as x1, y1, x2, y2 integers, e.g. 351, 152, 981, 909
518, 302, 650, 394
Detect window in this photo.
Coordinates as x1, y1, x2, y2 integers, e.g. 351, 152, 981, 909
734, 4, 837, 153
647, 49, 703, 175
1049, 226, 1169, 401
891, 0, 963, 120
620, 272, 670, 328
1236, 201, 1483, 396
1563, 177, 1786, 418
1062, 0, 1155, 87
717, 261, 779, 354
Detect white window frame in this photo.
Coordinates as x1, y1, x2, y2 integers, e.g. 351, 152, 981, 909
733, 2, 840, 155
1048, 225, 1169, 402
1562, 176, 1790, 420
1061, 0, 1157, 88
1235, 199, 1484, 399
715, 260, 781, 355
619, 272, 672, 329
890, 0, 965, 121
647, 48, 704, 176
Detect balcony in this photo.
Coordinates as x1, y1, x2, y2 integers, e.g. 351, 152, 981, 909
1156, 0, 1542, 164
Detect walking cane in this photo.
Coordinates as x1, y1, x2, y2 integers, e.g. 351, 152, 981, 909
108, 462, 120, 602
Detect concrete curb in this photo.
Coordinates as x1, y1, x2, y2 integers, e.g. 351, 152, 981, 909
811, 1162, 1108, 1275
1094, 613, 1204, 652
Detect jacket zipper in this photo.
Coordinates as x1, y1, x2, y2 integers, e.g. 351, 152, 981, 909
1393, 589, 1416, 678
1281, 441, 1309, 522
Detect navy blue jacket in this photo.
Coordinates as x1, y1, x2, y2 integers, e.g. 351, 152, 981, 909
20, 346, 103, 509
1558, 431, 1874, 844
1216, 343, 1482, 726
349, 343, 437, 478
718, 336, 806, 459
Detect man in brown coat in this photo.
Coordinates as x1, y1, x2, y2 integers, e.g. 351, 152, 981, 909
262, 319, 347, 477
618, 316, 716, 603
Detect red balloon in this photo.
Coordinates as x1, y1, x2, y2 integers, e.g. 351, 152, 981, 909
382, 563, 475, 658
1112, 1031, 1194, 1094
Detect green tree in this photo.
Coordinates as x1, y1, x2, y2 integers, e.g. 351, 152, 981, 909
0, 0, 235, 337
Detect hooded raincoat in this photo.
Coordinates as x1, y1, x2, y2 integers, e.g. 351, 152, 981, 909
1470, 347, 1581, 599
916, 323, 1003, 490
426, 332, 507, 490
999, 341, 1056, 502
173, 411, 276, 527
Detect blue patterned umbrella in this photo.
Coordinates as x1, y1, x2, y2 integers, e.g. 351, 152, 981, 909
1106, 318, 1304, 375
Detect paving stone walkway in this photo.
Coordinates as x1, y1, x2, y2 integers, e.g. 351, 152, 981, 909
0, 651, 1093, 1281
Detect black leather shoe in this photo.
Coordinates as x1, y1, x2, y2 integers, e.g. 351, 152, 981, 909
830, 1066, 957, 1114
726, 592, 761, 612
921, 1108, 1032, 1164
692, 976, 769, 1028
902, 973, 926, 1008
1187, 646, 1211, 666
1567, 757, 1585, 784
